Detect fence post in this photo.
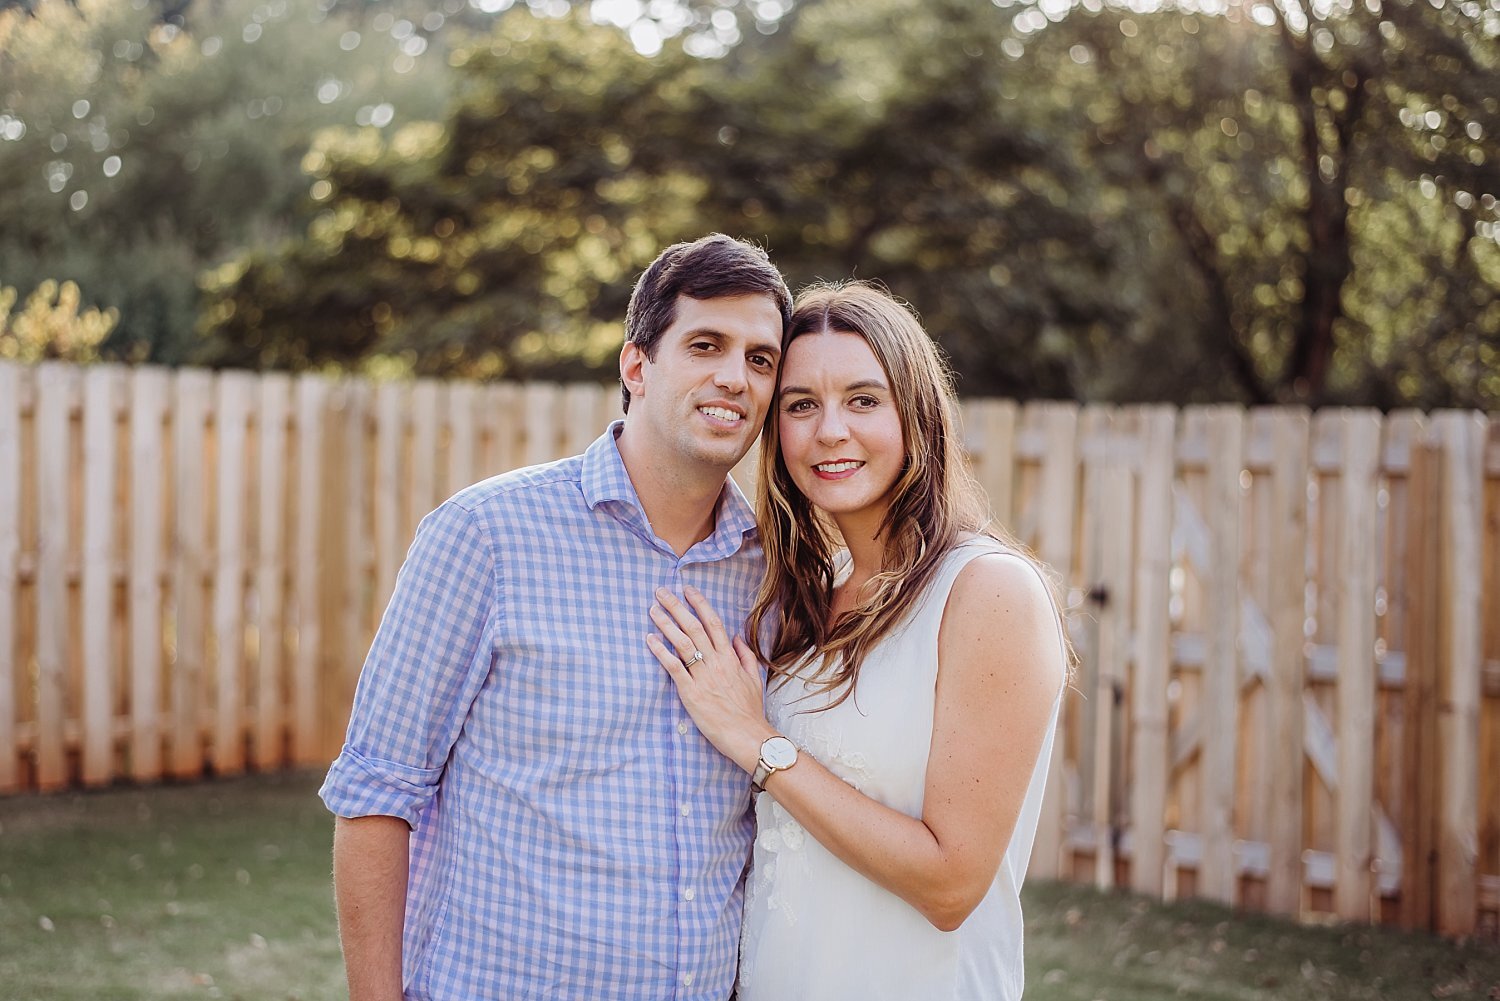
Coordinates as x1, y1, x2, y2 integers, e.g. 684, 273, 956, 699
1435, 410, 1485, 935
0, 363, 22, 793
1399, 418, 1440, 930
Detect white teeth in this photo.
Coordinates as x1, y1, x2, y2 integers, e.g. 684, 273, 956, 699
816, 461, 863, 473
699, 406, 742, 422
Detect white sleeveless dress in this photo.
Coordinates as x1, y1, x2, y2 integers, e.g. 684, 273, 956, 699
737, 537, 1061, 1001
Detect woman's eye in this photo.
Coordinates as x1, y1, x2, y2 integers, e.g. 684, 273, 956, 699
785, 399, 814, 414
852, 395, 879, 408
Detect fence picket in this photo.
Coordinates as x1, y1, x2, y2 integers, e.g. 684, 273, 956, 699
172, 369, 212, 777
1129, 406, 1175, 896
1265, 408, 1310, 916
1028, 401, 1078, 881
447, 382, 478, 496
291, 375, 327, 765
1335, 410, 1382, 920
255, 374, 290, 769
1200, 406, 1243, 904
214, 372, 252, 775
129, 369, 168, 781
80, 366, 118, 785
34, 363, 74, 789
374, 382, 404, 613
410, 380, 440, 536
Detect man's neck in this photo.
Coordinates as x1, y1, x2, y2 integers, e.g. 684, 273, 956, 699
615, 426, 729, 557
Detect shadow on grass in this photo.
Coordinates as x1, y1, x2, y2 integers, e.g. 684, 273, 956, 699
1, 772, 1496, 1000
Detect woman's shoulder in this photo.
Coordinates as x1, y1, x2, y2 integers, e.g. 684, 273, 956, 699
945, 534, 1056, 617
940, 538, 1067, 693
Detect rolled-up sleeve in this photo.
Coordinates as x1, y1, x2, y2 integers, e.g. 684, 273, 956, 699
320, 499, 499, 827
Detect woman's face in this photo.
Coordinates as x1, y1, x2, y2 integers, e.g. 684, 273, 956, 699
776, 330, 905, 526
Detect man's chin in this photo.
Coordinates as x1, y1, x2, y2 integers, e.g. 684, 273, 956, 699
686, 436, 754, 473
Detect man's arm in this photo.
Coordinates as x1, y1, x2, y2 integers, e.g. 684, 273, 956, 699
332, 814, 411, 1001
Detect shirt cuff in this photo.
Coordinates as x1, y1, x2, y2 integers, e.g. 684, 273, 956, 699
319, 745, 445, 828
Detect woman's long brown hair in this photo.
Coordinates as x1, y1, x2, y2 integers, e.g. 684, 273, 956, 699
745, 281, 1045, 709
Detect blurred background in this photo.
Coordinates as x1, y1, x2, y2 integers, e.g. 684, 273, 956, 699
0, 0, 1496, 407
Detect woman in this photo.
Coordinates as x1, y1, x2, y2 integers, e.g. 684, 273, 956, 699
646, 281, 1067, 1001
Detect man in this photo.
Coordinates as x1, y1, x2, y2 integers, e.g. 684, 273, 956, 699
319, 234, 791, 1000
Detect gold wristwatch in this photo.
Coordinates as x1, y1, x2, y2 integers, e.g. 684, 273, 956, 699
752, 735, 799, 791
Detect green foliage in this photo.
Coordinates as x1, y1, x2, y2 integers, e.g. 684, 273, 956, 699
4, 0, 1496, 406
0, 279, 118, 362
196, 0, 1500, 407
0, 0, 455, 364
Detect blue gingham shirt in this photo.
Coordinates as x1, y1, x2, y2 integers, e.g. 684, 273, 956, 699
321, 423, 763, 1001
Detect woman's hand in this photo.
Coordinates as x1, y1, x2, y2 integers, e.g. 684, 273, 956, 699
647, 585, 776, 775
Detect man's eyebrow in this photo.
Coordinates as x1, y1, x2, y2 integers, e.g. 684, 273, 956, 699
778, 379, 887, 398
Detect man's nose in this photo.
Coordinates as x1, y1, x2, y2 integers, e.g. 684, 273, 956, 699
714, 355, 749, 394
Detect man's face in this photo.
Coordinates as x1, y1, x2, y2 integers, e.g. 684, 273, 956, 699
621, 293, 784, 475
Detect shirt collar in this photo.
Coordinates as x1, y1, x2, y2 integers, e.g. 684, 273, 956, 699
581, 421, 759, 544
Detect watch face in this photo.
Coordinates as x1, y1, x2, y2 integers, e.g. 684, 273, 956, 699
762, 736, 798, 769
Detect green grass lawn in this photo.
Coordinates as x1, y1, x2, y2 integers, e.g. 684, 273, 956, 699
1, 771, 1496, 1000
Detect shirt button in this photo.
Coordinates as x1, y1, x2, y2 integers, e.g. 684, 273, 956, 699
682, 887, 696, 901
679, 804, 691, 817
681, 972, 695, 987
677, 722, 689, 736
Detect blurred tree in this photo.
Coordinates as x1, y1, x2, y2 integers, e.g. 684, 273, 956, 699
1040, 0, 1500, 406
0, 0, 455, 363
199, 0, 1499, 407
200, 0, 1127, 395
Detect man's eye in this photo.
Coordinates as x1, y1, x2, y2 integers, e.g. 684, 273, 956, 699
750, 354, 774, 369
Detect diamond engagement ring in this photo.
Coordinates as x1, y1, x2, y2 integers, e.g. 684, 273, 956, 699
684, 650, 705, 667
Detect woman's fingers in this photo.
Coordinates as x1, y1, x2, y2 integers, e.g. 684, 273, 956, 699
655, 587, 718, 656
649, 602, 699, 663
647, 633, 690, 685
732, 636, 762, 676
682, 586, 730, 648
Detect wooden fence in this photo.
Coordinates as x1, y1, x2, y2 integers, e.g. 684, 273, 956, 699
0, 360, 1496, 938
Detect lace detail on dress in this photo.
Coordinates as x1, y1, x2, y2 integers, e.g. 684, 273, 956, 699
804, 732, 872, 792
748, 798, 806, 926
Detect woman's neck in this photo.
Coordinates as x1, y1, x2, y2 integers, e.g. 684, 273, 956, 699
831, 509, 888, 610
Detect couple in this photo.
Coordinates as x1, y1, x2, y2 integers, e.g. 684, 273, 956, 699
320, 234, 1066, 1001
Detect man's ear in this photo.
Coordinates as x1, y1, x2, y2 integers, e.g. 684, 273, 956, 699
620, 341, 647, 401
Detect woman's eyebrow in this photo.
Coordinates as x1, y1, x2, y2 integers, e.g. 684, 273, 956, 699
778, 379, 888, 398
